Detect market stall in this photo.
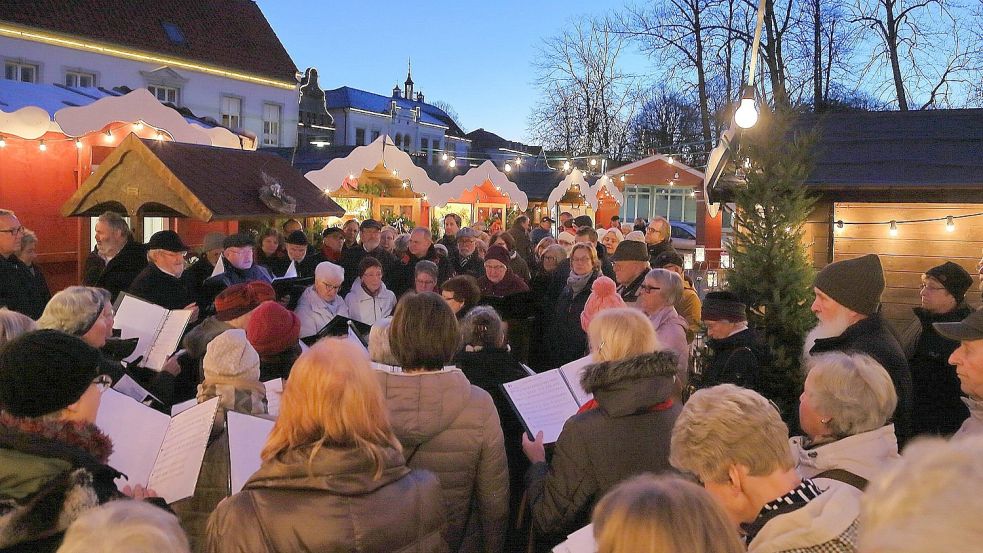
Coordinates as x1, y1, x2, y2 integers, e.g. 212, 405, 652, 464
589, 175, 625, 227
430, 160, 529, 232
546, 169, 594, 221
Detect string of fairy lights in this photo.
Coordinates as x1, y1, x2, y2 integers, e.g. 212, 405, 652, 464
833, 212, 983, 237
0, 120, 173, 152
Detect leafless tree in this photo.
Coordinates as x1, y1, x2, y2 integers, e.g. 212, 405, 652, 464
527, 17, 642, 158
629, 85, 706, 166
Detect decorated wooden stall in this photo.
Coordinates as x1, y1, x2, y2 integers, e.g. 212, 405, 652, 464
546, 169, 594, 222
430, 160, 529, 233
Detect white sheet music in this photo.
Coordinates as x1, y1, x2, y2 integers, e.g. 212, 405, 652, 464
227, 411, 276, 494
552, 524, 596, 553
279, 261, 298, 279
113, 294, 168, 365
170, 398, 197, 416
148, 397, 219, 503
112, 374, 156, 404
502, 370, 582, 443
210, 255, 225, 277
263, 379, 283, 418
558, 355, 594, 406
144, 309, 193, 371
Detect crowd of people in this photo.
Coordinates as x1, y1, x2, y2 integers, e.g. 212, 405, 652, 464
1, 204, 983, 552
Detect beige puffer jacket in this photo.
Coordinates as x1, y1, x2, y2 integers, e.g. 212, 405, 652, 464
376, 368, 509, 553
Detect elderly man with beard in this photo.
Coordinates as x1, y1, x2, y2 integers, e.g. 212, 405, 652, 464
82, 212, 148, 301
806, 254, 913, 446
339, 219, 396, 296
449, 227, 485, 279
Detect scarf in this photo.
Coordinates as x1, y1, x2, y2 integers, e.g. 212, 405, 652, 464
0, 412, 114, 464
567, 270, 595, 295
742, 478, 823, 544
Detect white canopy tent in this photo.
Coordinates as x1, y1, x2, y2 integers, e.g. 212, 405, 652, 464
304, 135, 440, 200
432, 160, 529, 209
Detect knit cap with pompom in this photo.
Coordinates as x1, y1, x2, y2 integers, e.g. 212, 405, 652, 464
580, 276, 627, 331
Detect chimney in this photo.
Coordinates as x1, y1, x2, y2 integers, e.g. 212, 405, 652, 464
416, 91, 425, 103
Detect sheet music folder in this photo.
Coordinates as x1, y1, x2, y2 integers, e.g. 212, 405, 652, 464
112, 293, 193, 371
500, 357, 594, 444
301, 316, 371, 347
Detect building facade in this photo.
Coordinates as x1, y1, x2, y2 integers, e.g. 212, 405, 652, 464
0, 0, 300, 146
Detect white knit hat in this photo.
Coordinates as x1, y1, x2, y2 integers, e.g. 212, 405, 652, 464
203, 329, 260, 380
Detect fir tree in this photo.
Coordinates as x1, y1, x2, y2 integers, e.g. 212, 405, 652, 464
726, 108, 818, 429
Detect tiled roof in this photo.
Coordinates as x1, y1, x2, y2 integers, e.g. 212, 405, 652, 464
802, 109, 983, 198
324, 86, 467, 137
0, 0, 298, 82
466, 128, 534, 153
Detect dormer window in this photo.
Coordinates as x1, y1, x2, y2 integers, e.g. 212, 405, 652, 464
162, 22, 186, 45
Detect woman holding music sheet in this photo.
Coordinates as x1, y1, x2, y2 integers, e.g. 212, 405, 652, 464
294, 261, 349, 338
0, 330, 164, 552
522, 308, 681, 547
376, 292, 508, 553
205, 339, 448, 552
38, 286, 180, 408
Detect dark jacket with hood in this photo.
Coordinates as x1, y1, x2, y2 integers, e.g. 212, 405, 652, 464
0, 415, 123, 553
810, 313, 913, 446
703, 327, 771, 391
525, 352, 681, 542
901, 304, 973, 437
82, 241, 149, 301
205, 444, 448, 553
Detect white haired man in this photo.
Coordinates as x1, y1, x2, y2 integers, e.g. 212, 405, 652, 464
671, 384, 861, 553
82, 211, 148, 301
805, 254, 913, 446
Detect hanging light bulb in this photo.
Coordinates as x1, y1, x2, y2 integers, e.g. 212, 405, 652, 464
348, 173, 355, 180
104, 129, 113, 142
590, 158, 597, 167
689, 190, 696, 198
620, 175, 626, 182
441, 152, 448, 161
0, 135, 5, 148
889, 220, 899, 237
134, 121, 144, 131
392, 169, 399, 177
945, 216, 955, 232
75, 138, 83, 149
155, 131, 164, 141
39, 140, 47, 152
504, 163, 512, 172
563, 160, 571, 171
401, 180, 408, 188
449, 159, 457, 168
734, 86, 759, 129
668, 156, 675, 165
515, 157, 522, 166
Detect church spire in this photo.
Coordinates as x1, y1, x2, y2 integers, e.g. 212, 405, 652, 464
404, 59, 414, 99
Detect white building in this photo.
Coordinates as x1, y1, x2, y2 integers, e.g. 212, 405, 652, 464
0, 0, 300, 146
319, 65, 470, 162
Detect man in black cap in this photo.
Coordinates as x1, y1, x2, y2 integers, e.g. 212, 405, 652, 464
0, 330, 160, 551
128, 230, 198, 314
700, 291, 771, 391
340, 219, 396, 295
319, 227, 345, 264
806, 253, 913, 445
284, 229, 324, 280
934, 308, 983, 439
609, 240, 650, 304
199, 232, 273, 309
530, 216, 553, 245
901, 261, 976, 436
652, 250, 701, 343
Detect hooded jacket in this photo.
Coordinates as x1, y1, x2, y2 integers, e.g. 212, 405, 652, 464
525, 352, 681, 542
810, 313, 913, 447
375, 369, 508, 553
345, 278, 397, 325
205, 444, 448, 553
790, 424, 900, 484
747, 481, 860, 553
294, 285, 350, 338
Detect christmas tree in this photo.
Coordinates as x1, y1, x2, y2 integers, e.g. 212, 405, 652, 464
726, 108, 818, 429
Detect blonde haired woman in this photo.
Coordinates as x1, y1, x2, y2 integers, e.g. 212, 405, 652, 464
592, 474, 744, 553
523, 307, 680, 547
205, 339, 448, 552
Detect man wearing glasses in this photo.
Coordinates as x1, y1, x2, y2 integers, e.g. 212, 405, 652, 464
0, 209, 37, 317
644, 216, 677, 266
899, 261, 975, 437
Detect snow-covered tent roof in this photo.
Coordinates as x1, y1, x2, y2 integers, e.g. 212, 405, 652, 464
589, 175, 624, 207
304, 135, 440, 200
432, 160, 528, 209
547, 169, 592, 208
0, 81, 248, 148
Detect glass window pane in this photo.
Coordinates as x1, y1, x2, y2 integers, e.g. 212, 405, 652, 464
654, 189, 669, 219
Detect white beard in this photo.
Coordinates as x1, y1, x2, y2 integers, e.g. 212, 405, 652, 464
362, 238, 381, 252
802, 311, 858, 363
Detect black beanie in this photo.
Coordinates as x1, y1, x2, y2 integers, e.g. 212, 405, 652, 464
702, 291, 748, 322
925, 261, 973, 302
813, 254, 885, 316
0, 330, 102, 418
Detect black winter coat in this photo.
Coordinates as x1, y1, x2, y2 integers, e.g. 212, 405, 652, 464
198, 260, 273, 310
82, 241, 148, 301
525, 352, 681, 543
703, 327, 770, 391
448, 250, 485, 280
548, 272, 598, 369
182, 257, 216, 305
0, 254, 48, 319
907, 305, 972, 437
810, 313, 914, 446
128, 264, 194, 310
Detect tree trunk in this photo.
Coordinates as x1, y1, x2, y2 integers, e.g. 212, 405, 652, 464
884, 0, 908, 110
813, 0, 823, 111
693, 3, 713, 160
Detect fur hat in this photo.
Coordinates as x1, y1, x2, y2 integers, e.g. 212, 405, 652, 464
0, 330, 102, 418
246, 301, 300, 356
203, 329, 260, 380
580, 276, 627, 331
813, 254, 884, 315
702, 291, 747, 322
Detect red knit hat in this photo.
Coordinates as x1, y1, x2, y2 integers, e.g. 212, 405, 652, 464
246, 300, 300, 355
214, 281, 276, 321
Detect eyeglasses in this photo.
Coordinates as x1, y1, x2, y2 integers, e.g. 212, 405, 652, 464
415, 278, 436, 285
0, 226, 24, 235
543, 255, 559, 262
320, 283, 341, 291
92, 374, 112, 393
919, 283, 946, 292
639, 284, 662, 293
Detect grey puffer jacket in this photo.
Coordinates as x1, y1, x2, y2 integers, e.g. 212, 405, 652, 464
375, 368, 509, 553
205, 444, 447, 553
525, 352, 681, 542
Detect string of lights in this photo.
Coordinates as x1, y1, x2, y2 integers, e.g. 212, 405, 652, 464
0, 120, 173, 151
833, 212, 983, 236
